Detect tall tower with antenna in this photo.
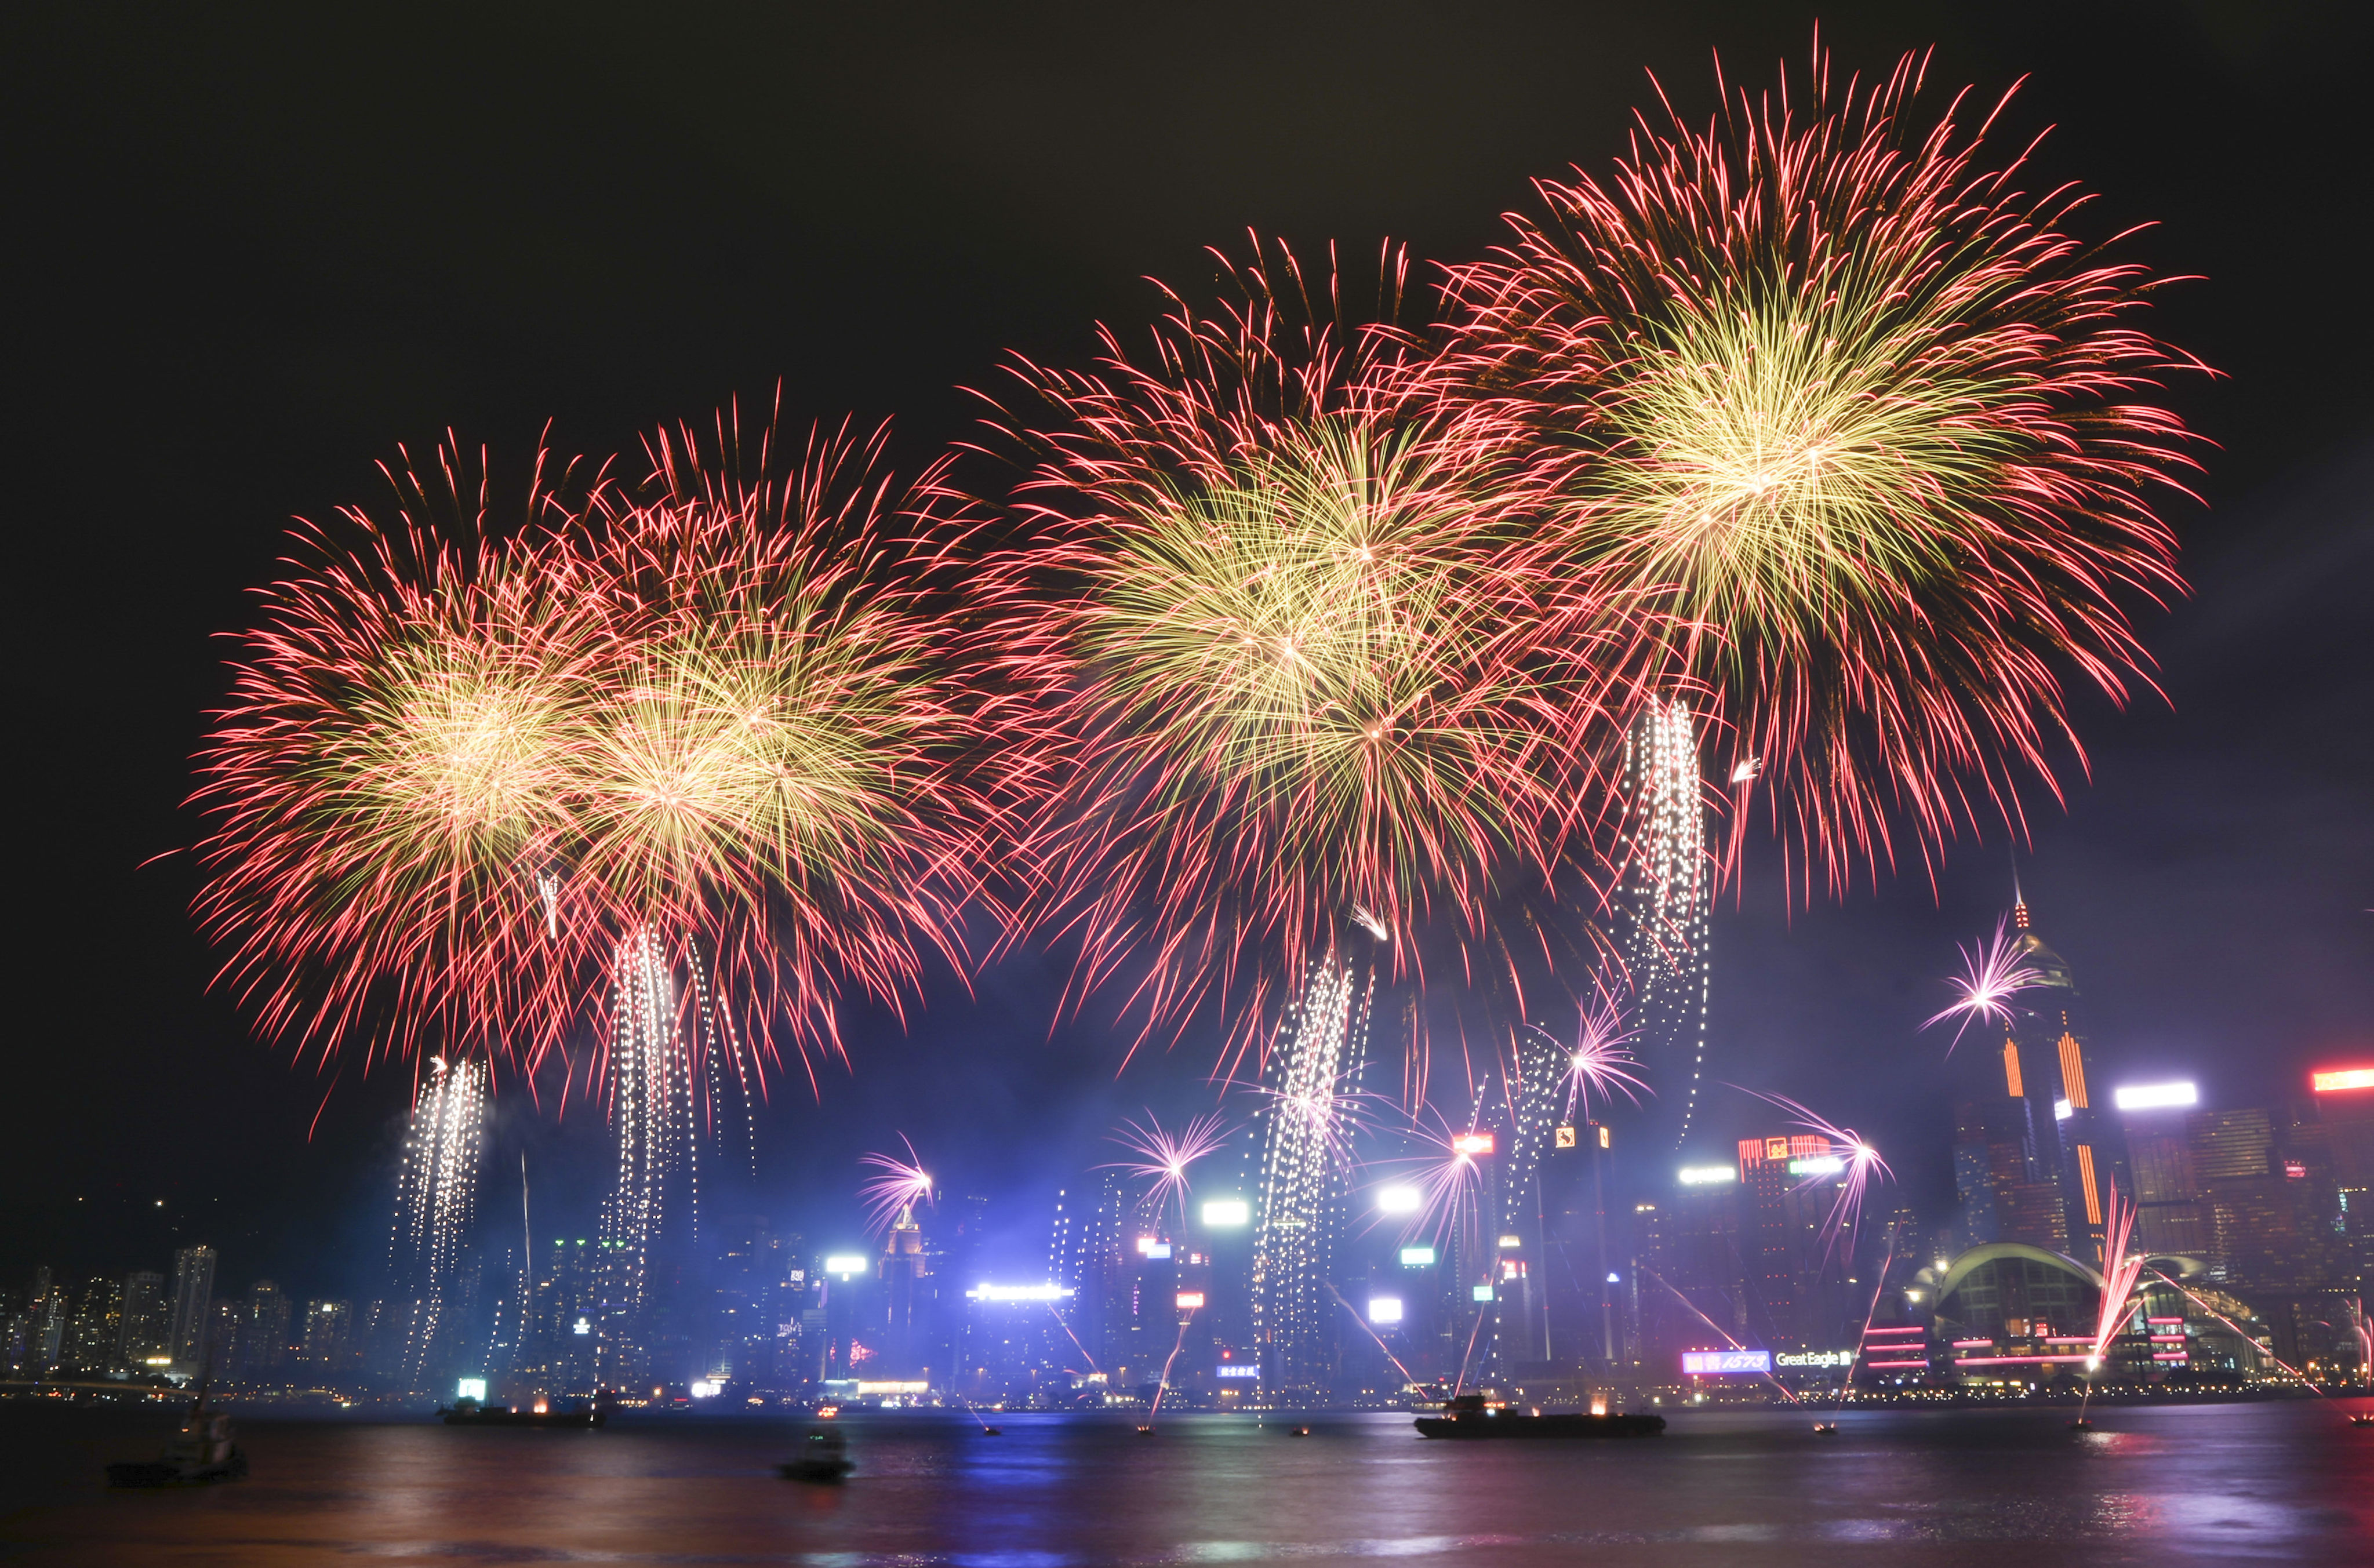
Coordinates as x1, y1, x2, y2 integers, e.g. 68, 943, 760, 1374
1622, 697, 1711, 1146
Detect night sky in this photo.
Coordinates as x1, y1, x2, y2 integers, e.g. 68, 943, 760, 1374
5, 3, 2367, 1297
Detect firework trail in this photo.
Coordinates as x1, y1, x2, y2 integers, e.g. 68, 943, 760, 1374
1146, 1307, 1197, 1424
2146, 1268, 2329, 1396
1326, 1283, 1421, 1391
1639, 1262, 1801, 1405
2078, 1178, 2147, 1420
1104, 1109, 1234, 1229
859, 1138, 935, 1235
1046, 1302, 1102, 1376
979, 236, 1662, 1072
388, 1057, 486, 1391
1620, 697, 1712, 1144
1433, 40, 2202, 897
1735, 1086, 1893, 1258
1924, 918, 2045, 1051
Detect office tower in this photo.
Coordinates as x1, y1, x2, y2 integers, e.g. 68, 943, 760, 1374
64, 1276, 123, 1373
1735, 1135, 1849, 1351
301, 1300, 353, 1375
2190, 1106, 2346, 1293
1248, 955, 1372, 1402
1496, 1022, 1569, 1368
168, 1245, 216, 1372
2000, 888, 2115, 1265
877, 1205, 931, 1380
1621, 697, 1711, 1147
388, 1057, 485, 1391
118, 1271, 168, 1369
1636, 1168, 1747, 1375
2116, 1084, 2207, 1255
2310, 1065, 2373, 1288
241, 1280, 292, 1381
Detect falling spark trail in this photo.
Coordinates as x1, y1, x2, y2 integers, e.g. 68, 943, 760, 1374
2146, 1269, 2333, 1403
1851, 1227, 1900, 1378
1451, 1305, 1489, 1400
1640, 1263, 1800, 1404
1046, 1303, 1101, 1376
1326, 1284, 1420, 1391
1147, 1310, 1195, 1425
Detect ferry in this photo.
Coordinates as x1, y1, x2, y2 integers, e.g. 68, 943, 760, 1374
1414, 1392, 1665, 1439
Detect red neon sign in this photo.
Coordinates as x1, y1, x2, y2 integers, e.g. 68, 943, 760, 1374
2310, 1067, 2374, 1092
1452, 1133, 1496, 1156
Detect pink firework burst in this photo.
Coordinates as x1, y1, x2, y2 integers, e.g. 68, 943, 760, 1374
1924, 918, 2044, 1052
1738, 1087, 1893, 1258
1104, 1109, 1235, 1228
859, 1137, 935, 1235
1536, 983, 1649, 1120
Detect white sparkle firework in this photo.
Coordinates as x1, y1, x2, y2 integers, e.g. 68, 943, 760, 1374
389, 1056, 485, 1392
1623, 697, 1711, 1144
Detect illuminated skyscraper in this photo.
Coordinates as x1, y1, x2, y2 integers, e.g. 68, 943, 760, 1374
390, 1058, 485, 1390
1248, 955, 1372, 1402
1621, 698, 1711, 1145
167, 1245, 216, 1373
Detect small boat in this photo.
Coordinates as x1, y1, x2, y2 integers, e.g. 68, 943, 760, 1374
2347, 1414, 2372, 1427
108, 1392, 247, 1487
1289, 1425, 1311, 1436
1812, 1421, 1839, 1436
1135, 1425, 1156, 1436
1414, 1393, 1664, 1440
980, 1425, 1003, 1435
2067, 1418, 2096, 1430
780, 1426, 853, 1483
439, 1396, 605, 1428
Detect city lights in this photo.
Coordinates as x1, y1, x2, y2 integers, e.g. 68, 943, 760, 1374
1175, 1291, 1206, 1309
1368, 1296, 1404, 1324
689, 1379, 721, 1398
966, 1283, 1074, 1301
1677, 1165, 1736, 1185
1377, 1185, 1424, 1214
1399, 1246, 1437, 1267
824, 1255, 868, 1276
1200, 1199, 1249, 1227
2114, 1080, 2200, 1111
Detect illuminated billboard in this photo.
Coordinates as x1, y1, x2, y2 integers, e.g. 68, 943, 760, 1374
1176, 1291, 1206, 1309
1788, 1155, 1845, 1174
689, 1379, 721, 1398
1377, 1185, 1423, 1215
1215, 1363, 1260, 1379
1135, 1238, 1173, 1259
1555, 1125, 1577, 1148
456, 1378, 487, 1402
1682, 1349, 1771, 1376
855, 1380, 930, 1395
824, 1254, 869, 1276
2311, 1067, 2374, 1093
1398, 1246, 1436, 1267
1677, 1165, 1735, 1185
1201, 1199, 1250, 1227
1368, 1296, 1404, 1324
1471, 1284, 1496, 1302
966, 1283, 1074, 1302
2114, 1081, 2200, 1111
1452, 1132, 1496, 1156
1773, 1350, 1855, 1369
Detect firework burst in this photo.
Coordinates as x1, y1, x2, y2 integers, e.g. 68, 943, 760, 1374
1924, 916, 2045, 1050
859, 1137, 935, 1234
983, 238, 1659, 1068
1532, 982, 1649, 1122
1738, 1087, 1893, 1257
1434, 41, 2202, 894
1105, 1109, 1234, 1229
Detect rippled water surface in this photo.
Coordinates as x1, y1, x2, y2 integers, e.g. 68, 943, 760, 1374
4, 1400, 2369, 1565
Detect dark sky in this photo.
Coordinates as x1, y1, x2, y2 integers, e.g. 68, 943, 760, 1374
5, 3, 2368, 1297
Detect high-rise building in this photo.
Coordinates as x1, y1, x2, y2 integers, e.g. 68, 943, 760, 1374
301, 1300, 354, 1376
2310, 1065, 2373, 1290
168, 1245, 216, 1373
242, 1280, 292, 1382
1736, 1134, 1849, 1351
2117, 1085, 2207, 1256
1051, 1169, 1129, 1377
876, 1205, 931, 1380
118, 1271, 169, 1370
1621, 697, 1711, 1147
64, 1276, 123, 1373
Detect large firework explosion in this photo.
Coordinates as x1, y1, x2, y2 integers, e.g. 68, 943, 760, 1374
983, 239, 1660, 1077
1435, 43, 2201, 895
195, 417, 999, 1086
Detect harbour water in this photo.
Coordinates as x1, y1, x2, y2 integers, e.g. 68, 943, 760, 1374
3, 1399, 2369, 1565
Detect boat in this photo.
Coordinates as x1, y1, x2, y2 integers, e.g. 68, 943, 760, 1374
107, 1392, 248, 1487
2347, 1413, 2372, 1427
1812, 1421, 1839, 1435
1414, 1393, 1665, 1439
780, 1425, 853, 1482
439, 1396, 605, 1428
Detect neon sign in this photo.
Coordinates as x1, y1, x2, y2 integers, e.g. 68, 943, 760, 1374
1682, 1349, 1770, 1375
